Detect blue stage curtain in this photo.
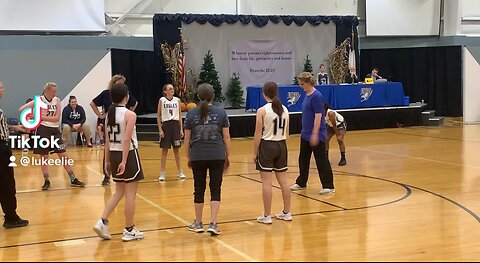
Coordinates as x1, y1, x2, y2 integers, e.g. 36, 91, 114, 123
149, 14, 359, 114
153, 14, 358, 28
153, 14, 359, 55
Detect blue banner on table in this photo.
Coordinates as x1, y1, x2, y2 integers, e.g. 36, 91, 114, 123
246, 82, 405, 111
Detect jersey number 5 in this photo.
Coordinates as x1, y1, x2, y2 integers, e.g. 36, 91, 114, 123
108, 124, 121, 143
273, 117, 286, 136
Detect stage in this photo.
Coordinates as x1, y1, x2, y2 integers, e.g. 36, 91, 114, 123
136, 103, 425, 140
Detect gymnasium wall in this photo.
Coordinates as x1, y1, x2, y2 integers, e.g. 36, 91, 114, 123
0, 36, 152, 118
463, 46, 480, 124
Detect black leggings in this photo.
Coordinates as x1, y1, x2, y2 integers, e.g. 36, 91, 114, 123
191, 160, 225, 203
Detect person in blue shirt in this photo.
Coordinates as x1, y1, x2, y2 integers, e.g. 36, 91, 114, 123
290, 72, 335, 195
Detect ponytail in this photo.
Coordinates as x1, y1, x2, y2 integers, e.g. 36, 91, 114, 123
196, 83, 214, 123
107, 104, 116, 127
262, 81, 283, 117
199, 100, 209, 124
271, 96, 284, 118
108, 83, 129, 127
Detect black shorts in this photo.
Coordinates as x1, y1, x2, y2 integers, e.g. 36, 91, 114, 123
110, 149, 144, 183
33, 125, 66, 155
256, 139, 288, 172
327, 122, 347, 134
160, 120, 181, 149
97, 118, 105, 127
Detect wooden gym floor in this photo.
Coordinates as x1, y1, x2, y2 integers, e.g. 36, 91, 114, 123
1, 124, 480, 261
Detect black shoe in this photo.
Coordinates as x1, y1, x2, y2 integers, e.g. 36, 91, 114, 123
101, 176, 110, 186
338, 159, 347, 166
3, 219, 29, 229
42, 180, 51, 191
71, 178, 85, 188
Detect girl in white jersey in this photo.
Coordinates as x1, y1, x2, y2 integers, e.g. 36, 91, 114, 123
18, 82, 85, 190
93, 83, 144, 242
324, 102, 347, 166
157, 84, 185, 181
253, 82, 292, 224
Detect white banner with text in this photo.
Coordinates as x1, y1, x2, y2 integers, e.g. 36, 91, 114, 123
229, 40, 295, 87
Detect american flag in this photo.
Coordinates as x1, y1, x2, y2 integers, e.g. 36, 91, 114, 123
177, 40, 186, 98
348, 27, 356, 72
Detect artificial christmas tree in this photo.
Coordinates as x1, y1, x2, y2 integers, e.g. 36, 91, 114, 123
293, 54, 314, 84
197, 50, 225, 103
225, 73, 244, 109
303, 54, 313, 74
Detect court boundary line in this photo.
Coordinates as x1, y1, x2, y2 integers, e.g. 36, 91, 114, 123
7, 163, 478, 253
336, 170, 480, 223
3, 170, 412, 251
136, 193, 258, 262
236, 172, 412, 211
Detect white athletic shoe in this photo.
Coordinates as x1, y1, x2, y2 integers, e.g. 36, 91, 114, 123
256, 215, 273, 224
178, 170, 186, 179
158, 172, 166, 182
275, 211, 293, 221
122, 227, 144, 242
290, 184, 306, 191
319, 188, 336, 195
93, 219, 111, 240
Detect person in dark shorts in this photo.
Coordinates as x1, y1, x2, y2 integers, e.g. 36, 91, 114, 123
253, 82, 292, 224
184, 83, 231, 236
324, 102, 347, 166
157, 84, 185, 181
96, 116, 105, 145
19, 82, 85, 190
90, 74, 138, 185
93, 83, 144, 242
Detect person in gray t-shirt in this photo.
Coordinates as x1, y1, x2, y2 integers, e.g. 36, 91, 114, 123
184, 83, 231, 236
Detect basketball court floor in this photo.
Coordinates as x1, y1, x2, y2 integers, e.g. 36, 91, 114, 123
1, 123, 479, 261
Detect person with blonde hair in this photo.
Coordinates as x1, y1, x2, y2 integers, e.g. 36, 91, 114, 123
346, 67, 359, 84
19, 82, 85, 190
290, 72, 335, 195
90, 74, 138, 185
